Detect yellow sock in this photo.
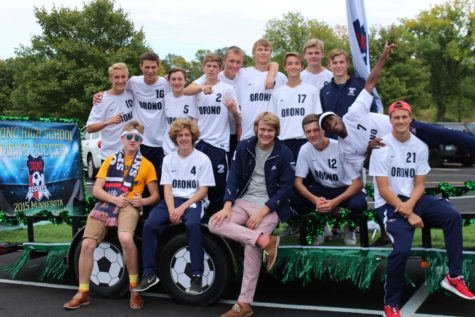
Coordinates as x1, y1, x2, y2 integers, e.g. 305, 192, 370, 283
79, 283, 89, 292
129, 274, 139, 288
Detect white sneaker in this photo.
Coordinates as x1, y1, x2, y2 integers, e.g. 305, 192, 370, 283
324, 225, 333, 239
312, 234, 325, 246
344, 230, 357, 245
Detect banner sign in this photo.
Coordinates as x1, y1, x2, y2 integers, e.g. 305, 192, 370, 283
346, 0, 384, 113
0, 120, 84, 216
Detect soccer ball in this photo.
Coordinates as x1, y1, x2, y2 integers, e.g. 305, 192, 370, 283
32, 171, 43, 186
170, 246, 215, 293
90, 242, 125, 287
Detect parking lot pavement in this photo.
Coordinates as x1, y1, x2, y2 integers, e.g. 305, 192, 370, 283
1, 250, 474, 316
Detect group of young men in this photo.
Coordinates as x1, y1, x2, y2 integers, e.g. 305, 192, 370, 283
63, 37, 475, 317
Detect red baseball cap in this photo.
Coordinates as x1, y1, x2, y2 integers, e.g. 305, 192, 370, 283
388, 100, 412, 115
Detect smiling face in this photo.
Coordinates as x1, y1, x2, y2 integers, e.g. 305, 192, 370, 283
390, 109, 412, 137
329, 54, 349, 79
284, 55, 303, 79
109, 68, 128, 94
304, 46, 324, 68
140, 60, 159, 84
256, 120, 276, 150
321, 114, 346, 137
223, 52, 244, 79
253, 45, 271, 66
175, 127, 193, 152
303, 121, 326, 149
169, 70, 186, 94
121, 132, 143, 155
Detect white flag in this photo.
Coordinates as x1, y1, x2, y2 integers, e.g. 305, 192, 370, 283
346, 0, 384, 113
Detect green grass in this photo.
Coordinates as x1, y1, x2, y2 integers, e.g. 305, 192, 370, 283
277, 223, 475, 249
1, 222, 475, 248
0, 223, 73, 243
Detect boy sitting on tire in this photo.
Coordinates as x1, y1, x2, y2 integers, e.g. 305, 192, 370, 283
64, 120, 159, 310
135, 119, 215, 295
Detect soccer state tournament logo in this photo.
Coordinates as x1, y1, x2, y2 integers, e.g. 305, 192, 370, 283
26, 154, 51, 201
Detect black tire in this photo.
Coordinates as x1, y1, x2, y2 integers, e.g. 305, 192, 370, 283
86, 155, 97, 180
429, 148, 444, 167
158, 232, 233, 305
73, 230, 130, 298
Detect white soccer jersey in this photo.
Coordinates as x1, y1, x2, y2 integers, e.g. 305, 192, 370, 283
296, 140, 358, 188
301, 68, 333, 91
161, 149, 216, 199
86, 91, 134, 159
338, 89, 392, 175
194, 81, 238, 151
127, 76, 171, 147
162, 93, 198, 155
235, 67, 287, 139
195, 71, 239, 134
369, 133, 430, 208
271, 82, 321, 140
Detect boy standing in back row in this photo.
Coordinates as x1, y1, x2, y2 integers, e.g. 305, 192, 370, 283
235, 39, 287, 140
86, 63, 134, 160
271, 52, 320, 159
194, 53, 241, 215
301, 38, 333, 93
186, 45, 279, 160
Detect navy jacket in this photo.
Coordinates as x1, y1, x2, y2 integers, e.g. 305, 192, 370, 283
320, 75, 378, 117
224, 136, 295, 222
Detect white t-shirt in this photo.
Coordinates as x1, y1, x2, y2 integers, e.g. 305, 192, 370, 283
235, 67, 287, 139
338, 89, 392, 176
86, 91, 134, 159
369, 133, 430, 208
194, 81, 238, 151
163, 93, 197, 155
301, 68, 333, 92
296, 140, 358, 188
127, 76, 171, 147
195, 71, 238, 134
271, 82, 321, 140
161, 149, 216, 199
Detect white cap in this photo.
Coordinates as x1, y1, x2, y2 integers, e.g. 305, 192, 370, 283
318, 111, 336, 130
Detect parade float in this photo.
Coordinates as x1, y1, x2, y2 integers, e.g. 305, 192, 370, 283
1, 116, 475, 305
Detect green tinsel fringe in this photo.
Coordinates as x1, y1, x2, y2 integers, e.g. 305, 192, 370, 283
272, 247, 475, 294
0, 115, 80, 124
2, 243, 70, 280
1, 182, 474, 228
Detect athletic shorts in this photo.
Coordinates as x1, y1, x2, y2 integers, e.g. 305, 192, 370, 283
83, 204, 140, 243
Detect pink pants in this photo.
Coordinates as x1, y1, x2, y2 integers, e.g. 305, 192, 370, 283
208, 199, 279, 304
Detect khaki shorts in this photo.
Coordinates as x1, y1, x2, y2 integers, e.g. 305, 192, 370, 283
83, 205, 140, 243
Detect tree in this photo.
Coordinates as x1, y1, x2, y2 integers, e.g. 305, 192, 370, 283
9, 0, 148, 123
263, 12, 348, 68
403, 0, 475, 121
369, 25, 432, 115
0, 59, 14, 114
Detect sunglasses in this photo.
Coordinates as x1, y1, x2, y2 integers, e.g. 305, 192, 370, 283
125, 134, 143, 142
